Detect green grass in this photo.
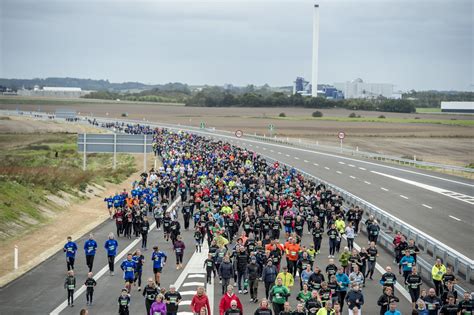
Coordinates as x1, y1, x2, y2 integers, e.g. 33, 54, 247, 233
416, 107, 441, 113
0, 133, 136, 239
255, 115, 474, 127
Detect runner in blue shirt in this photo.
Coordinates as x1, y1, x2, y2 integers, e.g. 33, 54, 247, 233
105, 233, 119, 275
84, 233, 97, 272
151, 246, 167, 287
121, 253, 137, 293
63, 236, 78, 271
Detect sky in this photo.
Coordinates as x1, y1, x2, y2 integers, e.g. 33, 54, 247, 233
0, 0, 472, 91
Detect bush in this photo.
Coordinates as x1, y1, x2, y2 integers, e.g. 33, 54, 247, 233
312, 111, 323, 117
414, 117, 420, 119
378, 115, 386, 119
349, 112, 357, 118
121, 112, 128, 117
279, 112, 286, 117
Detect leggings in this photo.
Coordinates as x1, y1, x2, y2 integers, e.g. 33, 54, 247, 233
86, 255, 94, 272
86, 289, 94, 303
433, 279, 443, 296
67, 289, 74, 305
141, 233, 148, 248
313, 237, 322, 252
329, 239, 337, 256
66, 257, 75, 271
366, 261, 376, 278
409, 288, 420, 303
135, 270, 142, 287
176, 253, 183, 264
338, 291, 347, 311
108, 255, 115, 272
347, 238, 354, 251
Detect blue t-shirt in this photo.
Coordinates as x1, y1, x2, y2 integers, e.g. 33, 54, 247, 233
152, 251, 167, 269
84, 239, 97, 256
121, 259, 136, 280
104, 239, 118, 256
400, 256, 415, 272
64, 241, 78, 258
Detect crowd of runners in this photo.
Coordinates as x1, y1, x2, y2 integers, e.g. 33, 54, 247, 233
61, 122, 472, 315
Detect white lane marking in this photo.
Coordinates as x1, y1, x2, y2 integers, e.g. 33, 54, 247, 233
51, 199, 183, 315
160, 126, 474, 188
256, 145, 260, 148
182, 282, 205, 286
336, 171, 342, 174
400, 195, 409, 199
304, 160, 309, 163
359, 167, 367, 171
313, 163, 319, 166
178, 312, 194, 315
294, 157, 300, 160
249, 144, 253, 146
364, 181, 371, 185
188, 274, 205, 278
422, 204, 432, 209
285, 154, 290, 157
270, 149, 274, 152
449, 215, 461, 221
348, 164, 355, 167
372, 171, 474, 206
278, 152, 282, 154
180, 300, 192, 306
381, 187, 389, 191
324, 167, 330, 170
350, 176, 356, 179
263, 147, 267, 150
338, 161, 345, 165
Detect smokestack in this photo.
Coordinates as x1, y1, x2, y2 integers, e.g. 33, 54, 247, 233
311, 4, 319, 97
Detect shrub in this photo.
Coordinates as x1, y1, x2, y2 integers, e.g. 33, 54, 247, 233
279, 112, 286, 117
378, 115, 386, 119
348, 112, 357, 118
414, 117, 420, 119
312, 111, 323, 117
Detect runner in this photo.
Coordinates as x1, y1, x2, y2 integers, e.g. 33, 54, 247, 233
118, 288, 131, 315
143, 278, 159, 314
151, 246, 167, 287
84, 272, 97, 306
164, 285, 182, 315
63, 236, 78, 271
133, 249, 145, 291
190, 287, 211, 315
149, 293, 166, 315
121, 253, 137, 293
84, 233, 98, 272
219, 285, 243, 315
64, 270, 76, 307
173, 235, 186, 270
105, 232, 119, 276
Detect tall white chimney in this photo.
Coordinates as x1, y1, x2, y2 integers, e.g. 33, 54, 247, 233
311, 4, 320, 97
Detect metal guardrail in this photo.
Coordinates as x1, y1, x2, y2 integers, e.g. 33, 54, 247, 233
2, 109, 472, 288
259, 154, 470, 294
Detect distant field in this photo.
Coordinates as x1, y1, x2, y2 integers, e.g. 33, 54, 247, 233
416, 107, 441, 113
264, 115, 474, 127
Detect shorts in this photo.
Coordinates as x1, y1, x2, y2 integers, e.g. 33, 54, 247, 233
124, 277, 134, 283
154, 267, 163, 274
284, 225, 292, 233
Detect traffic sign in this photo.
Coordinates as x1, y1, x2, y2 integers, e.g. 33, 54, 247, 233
338, 131, 345, 140
200, 122, 206, 129
268, 124, 274, 131
235, 130, 243, 138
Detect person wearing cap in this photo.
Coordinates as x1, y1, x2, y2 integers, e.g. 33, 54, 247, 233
247, 256, 260, 303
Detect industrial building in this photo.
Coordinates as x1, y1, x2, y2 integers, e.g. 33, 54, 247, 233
292, 77, 312, 95
17, 85, 91, 98
334, 78, 394, 99
441, 101, 474, 113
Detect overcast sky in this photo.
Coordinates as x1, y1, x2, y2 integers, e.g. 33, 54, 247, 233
1, 0, 472, 90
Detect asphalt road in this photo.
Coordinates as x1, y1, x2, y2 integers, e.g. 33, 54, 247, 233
193, 130, 473, 258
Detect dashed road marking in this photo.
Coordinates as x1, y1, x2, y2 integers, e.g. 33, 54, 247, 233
359, 167, 367, 171
286, 154, 290, 157
364, 181, 371, 185
449, 215, 461, 221
422, 204, 432, 209
348, 164, 355, 167
324, 167, 330, 170
278, 152, 282, 154
304, 160, 309, 163
336, 171, 342, 174
270, 149, 274, 152
338, 161, 345, 165
188, 274, 205, 278
381, 187, 389, 191
294, 157, 300, 160
263, 147, 267, 150
400, 195, 409, 199
313, 163, 319, 166
256, 145, 259, 148
350, 176, 356, 179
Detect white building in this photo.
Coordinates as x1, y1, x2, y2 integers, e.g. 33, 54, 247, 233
334, 78, 394, 99
441, 101, 474, 113
18, 86, 91, 98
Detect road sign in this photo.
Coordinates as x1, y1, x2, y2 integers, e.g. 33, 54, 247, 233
268, 124, 274, 131
200, 122, 206, 129
338, 131, 345, 140
235, 130, 243, 138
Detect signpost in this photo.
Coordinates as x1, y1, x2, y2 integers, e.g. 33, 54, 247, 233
78, 134, 154, 172
268, 124, 275, 136
235, 130, 243, 138
338, 131, 345, 152
200, 122, 206, 129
